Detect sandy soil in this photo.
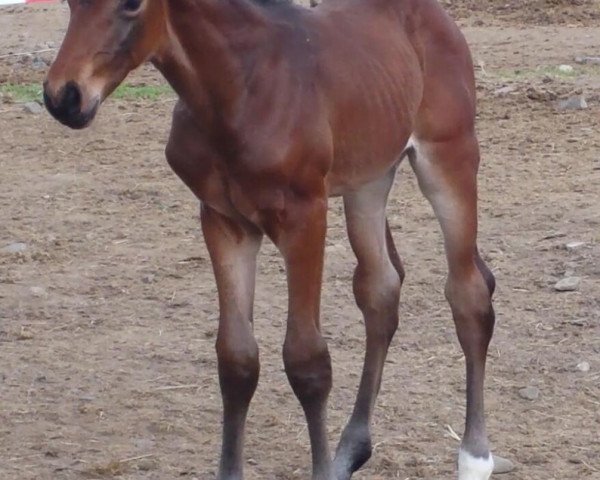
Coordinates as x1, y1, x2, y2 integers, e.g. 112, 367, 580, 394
1, 2, 599, 479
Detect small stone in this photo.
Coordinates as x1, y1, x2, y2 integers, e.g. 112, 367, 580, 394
2, 242, 28, 254
31, 56, 48, 71
558, 64, 574, 73
17, 328, 34, 341
23, 102, 44, 115
554, 277, 581, 292
492, 455, 516, 474
526, 86, 557, 102
574, 56, 600, 65
519, 386, 540, 401
137, 458, 157, 472
30, 286, 47, 298
542, 231, 567, 240
557, 95, 588, 111
142, 274, 156, 284
570, 319, 587, 327
577, 361, 590, 373
494, 85, 516, 97
566, 241, 586, 251
542, 75, 553, 84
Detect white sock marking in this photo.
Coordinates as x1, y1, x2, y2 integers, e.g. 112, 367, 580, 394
458, 449, 494, 480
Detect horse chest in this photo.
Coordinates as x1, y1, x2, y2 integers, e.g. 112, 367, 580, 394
170, 149, 287, 228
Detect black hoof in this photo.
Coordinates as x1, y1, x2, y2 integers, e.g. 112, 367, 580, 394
334, 432, 372, 479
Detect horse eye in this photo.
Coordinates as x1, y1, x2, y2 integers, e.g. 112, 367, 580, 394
122, 0, 142, 13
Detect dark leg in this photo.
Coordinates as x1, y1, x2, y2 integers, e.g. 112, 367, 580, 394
334, 171, 402, 480
410, 134, 495, 480
201, 205, 263, 480
271, 194, 334, 480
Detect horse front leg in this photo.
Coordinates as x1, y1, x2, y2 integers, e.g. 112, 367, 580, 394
201, 205, 263, 480
268, 192, 334, 480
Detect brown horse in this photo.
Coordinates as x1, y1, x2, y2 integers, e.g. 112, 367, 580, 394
43, 0, 497, 478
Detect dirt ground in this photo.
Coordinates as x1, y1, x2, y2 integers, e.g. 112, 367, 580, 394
1, 2, 599, 479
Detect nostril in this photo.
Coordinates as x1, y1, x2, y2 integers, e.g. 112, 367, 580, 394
63, 81, 82, 115
43, 81, 83, 120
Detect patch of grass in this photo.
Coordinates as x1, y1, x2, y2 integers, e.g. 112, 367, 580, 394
112, 84, 174, 101
0, 82, 174, 103
0, 83, 43, 102
537, 65, 580, 78
494, 65, 581, 81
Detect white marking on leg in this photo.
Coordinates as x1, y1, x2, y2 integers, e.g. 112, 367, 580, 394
458, 449, 494, 480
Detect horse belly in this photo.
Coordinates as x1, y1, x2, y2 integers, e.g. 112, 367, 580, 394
326, 132, 411, 196
320, 33, 422, 195
325, 90, 415, 195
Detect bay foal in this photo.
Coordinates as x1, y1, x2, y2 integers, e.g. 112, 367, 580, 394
43, 0, 497, 478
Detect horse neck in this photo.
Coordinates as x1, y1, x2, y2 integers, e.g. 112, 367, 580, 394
152, 0, 271, 124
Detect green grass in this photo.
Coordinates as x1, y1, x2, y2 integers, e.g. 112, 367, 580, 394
493, 65, 582, 81
0, 83, 174, 103
0, 83, 43, 103
112, 84, 174, 101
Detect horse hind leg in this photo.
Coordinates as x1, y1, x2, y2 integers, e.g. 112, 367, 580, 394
334, 170, 403, 480
409, 133, 495, 480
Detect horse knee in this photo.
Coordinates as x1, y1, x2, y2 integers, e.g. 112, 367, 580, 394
353, 264, 401, 342
216, 329, 260, 401
283, 331, 332, 405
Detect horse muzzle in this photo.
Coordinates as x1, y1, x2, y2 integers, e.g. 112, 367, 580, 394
43, 80, 100, 130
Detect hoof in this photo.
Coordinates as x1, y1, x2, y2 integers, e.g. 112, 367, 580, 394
492, 455, 515, 475
333, 427, 372, 480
